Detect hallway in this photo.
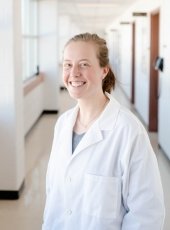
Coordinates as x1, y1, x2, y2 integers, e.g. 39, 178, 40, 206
0, 86, 169, 230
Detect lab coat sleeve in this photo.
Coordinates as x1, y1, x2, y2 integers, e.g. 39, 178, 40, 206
121, 132, 165, 230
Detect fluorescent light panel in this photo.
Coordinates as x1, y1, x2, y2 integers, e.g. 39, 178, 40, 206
77, 3, 118, 8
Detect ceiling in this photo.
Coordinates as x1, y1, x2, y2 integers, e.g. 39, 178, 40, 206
58, 0, 139, 34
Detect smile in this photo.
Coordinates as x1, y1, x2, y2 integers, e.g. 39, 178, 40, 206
70, 81, 86, 87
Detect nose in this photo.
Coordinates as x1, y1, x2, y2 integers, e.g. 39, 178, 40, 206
70, 64, 80, 77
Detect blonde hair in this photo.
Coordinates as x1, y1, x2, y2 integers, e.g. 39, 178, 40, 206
64, 32, 116, 93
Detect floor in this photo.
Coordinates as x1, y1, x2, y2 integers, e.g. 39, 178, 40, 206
0, 87, 169, 230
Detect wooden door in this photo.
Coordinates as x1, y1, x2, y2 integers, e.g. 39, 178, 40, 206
149, 12, 159, 131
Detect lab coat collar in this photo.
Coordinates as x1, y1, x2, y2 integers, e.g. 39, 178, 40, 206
69, 92, 120, 131
97, 92, 120, 131
68, 93, 121, 156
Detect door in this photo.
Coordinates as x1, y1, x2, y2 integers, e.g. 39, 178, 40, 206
149, 12, 159, 131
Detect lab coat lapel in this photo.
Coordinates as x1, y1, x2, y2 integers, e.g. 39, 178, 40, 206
73, 93, 120, 156
64, 93, 121, 157
73, 124, 103, 155
61, 105, 79, 156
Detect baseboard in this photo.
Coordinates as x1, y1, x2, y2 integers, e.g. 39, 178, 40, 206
42, 110, 59, 114
0, 181, 25, 200
60, 86, 67, 91
158, 143, 170, 161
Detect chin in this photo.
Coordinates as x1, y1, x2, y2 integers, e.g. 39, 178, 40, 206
66, 90, 79, 98
67, 88, 84, 100
69, 94, 82, 100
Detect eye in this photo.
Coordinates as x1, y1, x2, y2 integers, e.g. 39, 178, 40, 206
63, 63, 72, 70
79, 62, 90, 68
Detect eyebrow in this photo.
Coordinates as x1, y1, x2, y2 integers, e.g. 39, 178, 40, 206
63, 58, 90, 62
63, 59, 71, 62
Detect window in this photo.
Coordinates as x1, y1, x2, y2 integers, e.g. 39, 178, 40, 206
22, 0, 38, 81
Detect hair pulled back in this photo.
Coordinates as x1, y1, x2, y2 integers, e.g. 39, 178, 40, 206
65, 32, 116, 93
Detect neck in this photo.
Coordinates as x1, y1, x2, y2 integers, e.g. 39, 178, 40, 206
74, 94, 109, 133
79, 93, 107, 114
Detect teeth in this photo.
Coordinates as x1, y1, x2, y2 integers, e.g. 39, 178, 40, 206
71, 81, 85, 87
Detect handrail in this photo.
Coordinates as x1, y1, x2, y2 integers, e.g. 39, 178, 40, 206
23, 74, 44, 96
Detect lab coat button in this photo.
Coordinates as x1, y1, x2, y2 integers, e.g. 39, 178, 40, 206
67, 209, 72, 215
67, 177, 71, 183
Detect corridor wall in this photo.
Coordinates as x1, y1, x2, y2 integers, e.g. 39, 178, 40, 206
0, 0, 24, 197
108, 16, 150, 125
58, 15, 80, 88
39, 0, 59, 112
24, 82, 44, 135
134, 16, 150, 125
158, 0, 170, 159
24, 0, 59, 135
107, 0, 170, 158
118, 24, 132, 100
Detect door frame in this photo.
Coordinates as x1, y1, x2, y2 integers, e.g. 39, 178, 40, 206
149, 10, 160, 131
131, 22, 136, 104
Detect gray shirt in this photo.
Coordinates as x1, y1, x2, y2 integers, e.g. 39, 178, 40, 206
72, 132, 85, 153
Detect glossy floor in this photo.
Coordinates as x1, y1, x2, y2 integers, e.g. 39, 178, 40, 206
0, 87, 169, 230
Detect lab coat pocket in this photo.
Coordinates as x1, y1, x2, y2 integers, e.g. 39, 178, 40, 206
83, 174, 121, 219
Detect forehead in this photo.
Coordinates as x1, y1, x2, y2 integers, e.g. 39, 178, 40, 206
63, 41, 98, 60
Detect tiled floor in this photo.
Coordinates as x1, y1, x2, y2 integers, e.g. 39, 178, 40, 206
0, 87, 169, 230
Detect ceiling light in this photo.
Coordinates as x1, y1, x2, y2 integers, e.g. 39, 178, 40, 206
77, 3, 118, 8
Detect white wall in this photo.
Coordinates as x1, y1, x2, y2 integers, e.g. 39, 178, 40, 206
107, 30, 121, 84
58, 15, 80, 86
59, 15, 73, 64
23, 0, 59, 136
158, 0, 170, 159
24, 0, 60, 136
134, 16, 150, 125
108, 0, 170, 158
24, 82, 44, 135
0, 0, 24, 191
107, 17, 150, 124
119, 25, 132, 99
108, 0, 161, 126
39, 0, 59, 111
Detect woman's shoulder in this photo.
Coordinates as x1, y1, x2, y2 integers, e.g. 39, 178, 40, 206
108, 94, 147, 134
118, 104, 147, 137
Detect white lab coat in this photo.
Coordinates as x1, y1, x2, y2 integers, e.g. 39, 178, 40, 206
42, 93, 165, 230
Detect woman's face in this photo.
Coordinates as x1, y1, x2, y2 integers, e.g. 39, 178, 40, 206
62, 41, 108, 100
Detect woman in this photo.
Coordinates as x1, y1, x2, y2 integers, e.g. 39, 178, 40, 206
42, 33, 165, 230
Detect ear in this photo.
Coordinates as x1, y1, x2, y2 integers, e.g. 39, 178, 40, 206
102, 66, 109, 79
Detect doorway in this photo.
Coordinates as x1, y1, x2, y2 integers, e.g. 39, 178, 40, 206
149, 11, 160, 131
131, 22, 136, 104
